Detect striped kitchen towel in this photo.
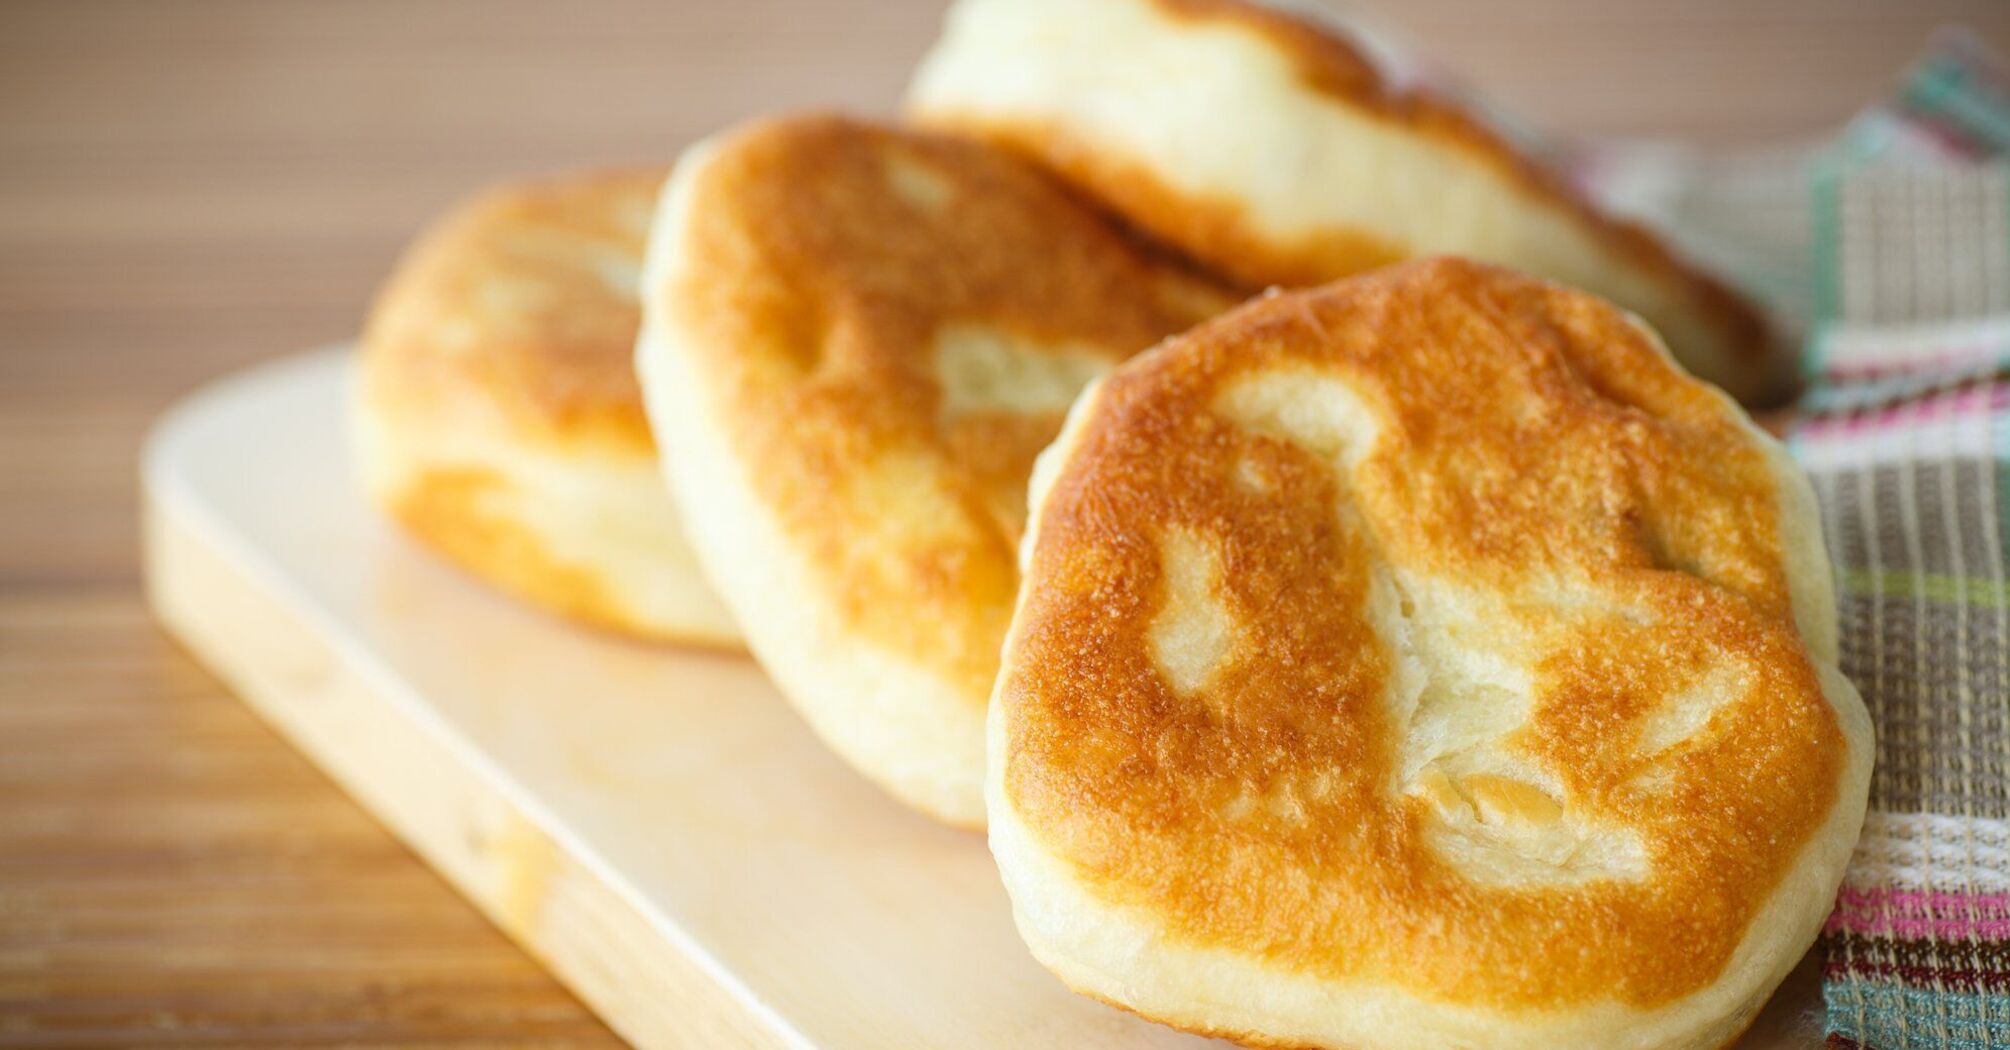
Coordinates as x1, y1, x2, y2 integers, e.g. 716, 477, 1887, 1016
1791, 35, 2008, 1050
1586, 29, 2010, 1050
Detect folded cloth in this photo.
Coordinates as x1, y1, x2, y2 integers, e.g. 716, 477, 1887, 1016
1576, 29, 2010, 1050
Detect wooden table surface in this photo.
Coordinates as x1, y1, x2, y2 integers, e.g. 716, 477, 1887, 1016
4, 2, 2006, 1046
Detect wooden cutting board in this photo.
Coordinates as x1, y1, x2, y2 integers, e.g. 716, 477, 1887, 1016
141, 349, 1829, 1050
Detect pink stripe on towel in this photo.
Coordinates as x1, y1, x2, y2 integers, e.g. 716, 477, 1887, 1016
1825, 886, 2010, 939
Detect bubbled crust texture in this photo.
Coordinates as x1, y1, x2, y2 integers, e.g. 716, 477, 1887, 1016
356, 168, 740, 645
907, 0, 1791, 406
997, 259, 1866, 1042
659, 115, 1234, 705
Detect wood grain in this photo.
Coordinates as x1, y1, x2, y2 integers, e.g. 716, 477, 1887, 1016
2, 1, 2005, 1046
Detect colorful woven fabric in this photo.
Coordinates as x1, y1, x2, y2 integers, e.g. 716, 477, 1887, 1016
1578, 31, 2010, 1050
1796, 39, 2009, 1050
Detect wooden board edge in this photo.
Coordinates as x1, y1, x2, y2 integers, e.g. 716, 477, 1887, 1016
140, 456, 796, 1050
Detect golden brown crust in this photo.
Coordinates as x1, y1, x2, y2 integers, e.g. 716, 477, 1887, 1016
919, 0, 1787, 404
1003, 258, 1843, 1009
1160, 0, 1766, 324
665, 113, 1237, 702
978, 120, 1411, 288
361, 167, 665, 454
387, 467, 696, 643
